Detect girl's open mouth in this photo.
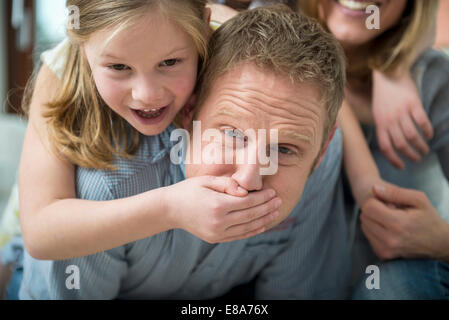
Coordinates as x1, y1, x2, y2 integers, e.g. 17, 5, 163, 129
131, 105, 170, 125
135, 107, 166, 119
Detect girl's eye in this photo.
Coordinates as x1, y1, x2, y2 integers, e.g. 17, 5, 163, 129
160, 59, 179, 67
109, 64, 130, 71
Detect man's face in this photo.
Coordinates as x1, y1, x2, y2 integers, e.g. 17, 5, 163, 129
185, 63, 329, 229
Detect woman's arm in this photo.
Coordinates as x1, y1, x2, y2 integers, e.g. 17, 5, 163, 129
337, 101, 382, 207
340, 99, 449, 262
19, 65, 279, 260
372, 68, 434, 169
371, 20, 437, 169
361, 183, 449, 262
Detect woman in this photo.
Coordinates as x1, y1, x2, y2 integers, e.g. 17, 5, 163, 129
301, 0, 449, 299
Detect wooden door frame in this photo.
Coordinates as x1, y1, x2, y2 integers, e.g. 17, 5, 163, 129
5, 0, 35, 115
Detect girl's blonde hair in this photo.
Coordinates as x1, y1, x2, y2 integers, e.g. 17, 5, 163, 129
298, 0, 439, 76
23, 0, 208, 170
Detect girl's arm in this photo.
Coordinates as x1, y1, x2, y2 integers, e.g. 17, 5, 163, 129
337, 101, 382, 208
19, 65, 279, 260
19, 65, 171, 259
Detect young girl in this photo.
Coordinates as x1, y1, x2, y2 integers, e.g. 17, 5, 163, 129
16, 0, 280, 264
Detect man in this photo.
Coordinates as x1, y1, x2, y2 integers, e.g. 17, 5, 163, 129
20, 6, 349, 299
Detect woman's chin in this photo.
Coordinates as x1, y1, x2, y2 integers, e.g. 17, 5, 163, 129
331, 28, 377, 48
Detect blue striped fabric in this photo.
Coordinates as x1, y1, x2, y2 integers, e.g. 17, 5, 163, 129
19, 124, 350, 300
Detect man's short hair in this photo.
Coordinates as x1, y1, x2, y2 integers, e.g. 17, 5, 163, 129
196, 5, 346, 146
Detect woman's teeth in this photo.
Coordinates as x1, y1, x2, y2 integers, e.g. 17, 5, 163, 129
135, 107, 165, 119
338, 0, 378, 10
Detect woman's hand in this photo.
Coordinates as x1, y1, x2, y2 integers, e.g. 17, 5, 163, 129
165, 176, 281, 243
372, 69, 434, 170
361, 183, 449, 262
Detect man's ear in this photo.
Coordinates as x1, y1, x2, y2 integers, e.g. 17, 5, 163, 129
182, 94, 197, 131
313, 123, 338, 170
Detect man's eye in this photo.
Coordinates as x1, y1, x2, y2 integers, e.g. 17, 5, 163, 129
160, 59, 179, 67
278, 146, 293, 155
271, 145, 294, 156
109, 64, 130, 71
224, 129, 245, 140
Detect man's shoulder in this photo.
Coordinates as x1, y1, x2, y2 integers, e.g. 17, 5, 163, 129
308, 127, 343, 186
413, 49, 449, 106
413, 48, 449, 75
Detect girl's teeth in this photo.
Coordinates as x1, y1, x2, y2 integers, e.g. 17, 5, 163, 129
135, 108, 165, 119
338, 0, 377, 10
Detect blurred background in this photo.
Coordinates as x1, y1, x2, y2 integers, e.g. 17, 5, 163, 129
0, 0, 68, 215
0, 0, 448, 215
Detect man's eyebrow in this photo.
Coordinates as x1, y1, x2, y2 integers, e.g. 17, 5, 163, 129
212, 108, 248, 121
278, 129, 312, 145
213, 109, 313, 145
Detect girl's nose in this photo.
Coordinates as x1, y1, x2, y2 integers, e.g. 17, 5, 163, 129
132, 75, 165, 105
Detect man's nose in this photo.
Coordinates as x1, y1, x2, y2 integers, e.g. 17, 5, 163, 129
231, 163, 263, 191
231, 142, 264, 191
132, 75, 165, 105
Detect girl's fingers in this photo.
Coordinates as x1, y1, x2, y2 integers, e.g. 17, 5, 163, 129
203, 176, 248, 197
227, 188, 277, 211
224, 210, 279, 239
226, 197, 282, 226
400, 114, 429, 156
220, 227, 266, 243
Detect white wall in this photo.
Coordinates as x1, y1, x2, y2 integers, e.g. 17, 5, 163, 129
0, 1, 7, 113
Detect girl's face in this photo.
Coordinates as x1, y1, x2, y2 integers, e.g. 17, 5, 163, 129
84, 8, 200, 136
318, 0, 407, 48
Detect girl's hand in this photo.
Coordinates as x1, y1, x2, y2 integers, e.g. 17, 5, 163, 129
372, 69, 434, 170
166, 176, 281, 243
360, 183, 449, 261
